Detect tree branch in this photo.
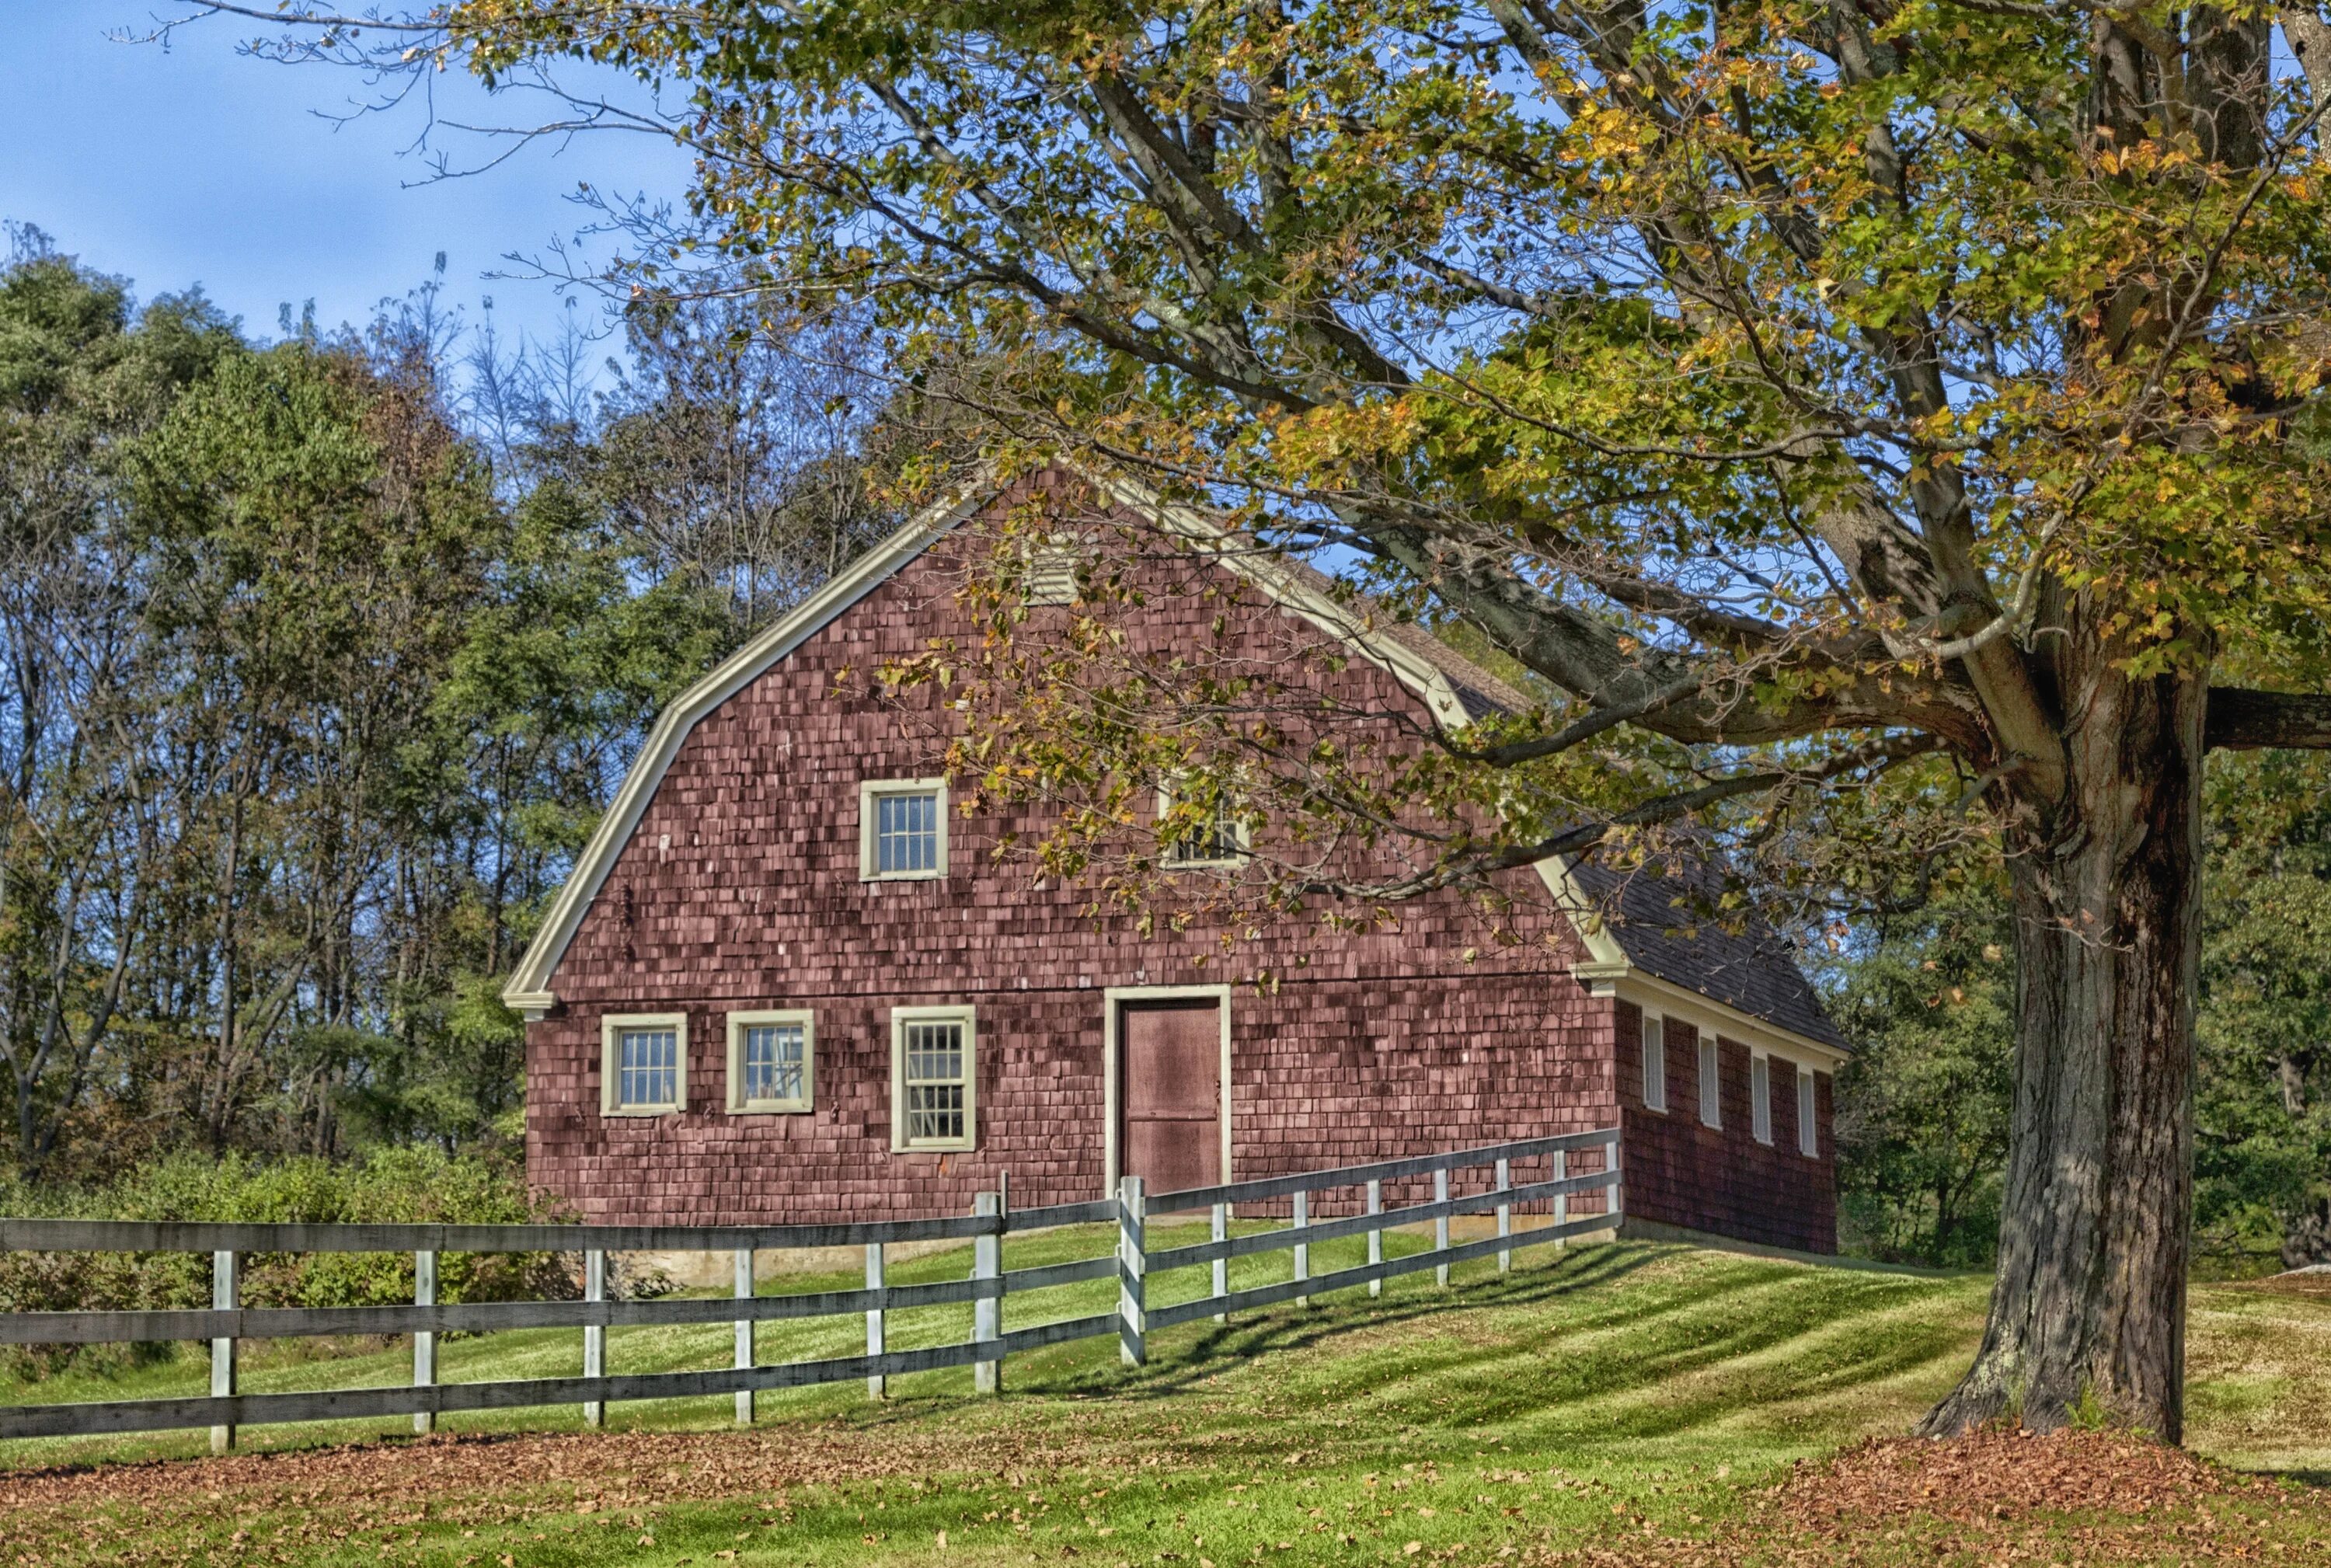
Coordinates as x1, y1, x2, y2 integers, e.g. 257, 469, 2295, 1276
2205, 688, 2331, 750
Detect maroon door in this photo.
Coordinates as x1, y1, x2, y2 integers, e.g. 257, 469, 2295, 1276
1119, 1000, 1222, 1205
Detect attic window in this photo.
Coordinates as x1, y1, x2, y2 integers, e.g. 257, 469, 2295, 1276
861, 779, 948, 880
1023, 536, 1080, 605
1159, 784, 1245, 868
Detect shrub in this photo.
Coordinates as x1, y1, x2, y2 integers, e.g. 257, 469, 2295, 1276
0, 1148, 577, 1380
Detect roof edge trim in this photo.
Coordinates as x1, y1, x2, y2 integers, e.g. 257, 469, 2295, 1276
498, 479, 995, 1009
1615, 971, 1852, 1070
1082, 470, 1479, 729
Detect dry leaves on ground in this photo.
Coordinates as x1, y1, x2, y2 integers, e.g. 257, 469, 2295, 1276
1541, 1428, 2321, 1567
0, 1423, 1081, 1564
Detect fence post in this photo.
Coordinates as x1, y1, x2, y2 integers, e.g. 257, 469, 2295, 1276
733, 1246, 755, 1427
1211, 1201, 1229, 1323
1292, 1189, 1310, 1307
1434, 1167, 1451, 1288
1554, 1148, 1569, 1253
866, 1242, 887, 1400
413, 1249, 437, 1436
1495, 1159, 1512, 1274
974, 1191, 1003, 1395
1117, 1175, 1146, 1367
1609, 1134, 1625, 1232
583, 1248, 606, 1428
209, 1249, 237, 1455
1365, 1178, 1383, 1299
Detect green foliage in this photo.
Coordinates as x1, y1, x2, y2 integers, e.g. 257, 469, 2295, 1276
1825, 886, 2016, 1268
1830, 752, 2331, 1273
2194, 751, 2331, 1273
0, 1146, 570, 1380
1, 239, 885, 1184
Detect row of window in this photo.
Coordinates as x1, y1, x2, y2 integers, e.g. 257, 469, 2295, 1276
858, 778, 1242, 882
599, 1007, 979, 1152
1641, 1013, 1819, 1158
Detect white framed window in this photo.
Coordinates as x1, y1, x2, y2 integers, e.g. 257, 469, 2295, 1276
601, 1012, 687, 1116
860, 778, 948, 880
726, 1009, 814, 1113
891, 1005, 977, 1152
1798, 1066, 1820, 1157
1157, 782, 1245, 868
1640, 1013, 1667, 1112
1696, 1029, 1722, 1129
1751, 1054, 1773, 1145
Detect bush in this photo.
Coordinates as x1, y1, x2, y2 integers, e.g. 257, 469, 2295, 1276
0, 1148, 577, 1380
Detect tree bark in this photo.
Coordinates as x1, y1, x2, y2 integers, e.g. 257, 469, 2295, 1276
1922, 652, 2207, 1442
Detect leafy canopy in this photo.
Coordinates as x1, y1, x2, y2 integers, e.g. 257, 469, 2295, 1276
233, 0, 2331, 908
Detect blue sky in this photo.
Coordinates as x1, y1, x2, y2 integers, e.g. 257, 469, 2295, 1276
0, 5, 690, 347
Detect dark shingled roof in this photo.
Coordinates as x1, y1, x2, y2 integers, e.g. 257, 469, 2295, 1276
1568, 860, 1848, 1051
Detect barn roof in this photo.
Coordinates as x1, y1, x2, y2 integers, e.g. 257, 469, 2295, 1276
501, 464, 1845, 1062
1564, 861, 1848, 1052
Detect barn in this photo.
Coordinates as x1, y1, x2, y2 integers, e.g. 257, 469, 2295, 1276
503, 467, 1849, 1252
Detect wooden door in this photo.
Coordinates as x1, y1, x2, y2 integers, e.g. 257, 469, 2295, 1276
1118, 999, 1222, 1204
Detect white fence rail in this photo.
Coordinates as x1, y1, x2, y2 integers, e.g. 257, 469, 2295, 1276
0, 1127, 1619, 1447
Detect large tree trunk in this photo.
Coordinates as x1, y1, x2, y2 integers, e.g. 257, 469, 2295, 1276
1922, 650, 2208, 1442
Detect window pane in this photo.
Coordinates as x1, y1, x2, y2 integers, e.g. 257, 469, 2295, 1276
1164, 793, 1238, 864
876, 789, 939, 874
1799, 1070, 1818, 1155
1642, 1017, 1666, 1110
618, 1027, 678, 1108
1751, 1057, 1772, 1142
744, 1023, 806, 1103
902, 1020, 967, 1143
1697, 1033, 1720, 1128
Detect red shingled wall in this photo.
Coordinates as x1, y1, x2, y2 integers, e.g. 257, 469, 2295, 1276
524, 476, 1615, 1223
1611, 999, 1837, 1253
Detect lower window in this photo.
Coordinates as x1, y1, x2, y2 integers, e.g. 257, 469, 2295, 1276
727, 1009, 814, 1113
601, 1012, 688, 1116
891, 1005, 977, 1151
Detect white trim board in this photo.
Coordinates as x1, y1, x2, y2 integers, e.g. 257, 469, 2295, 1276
1615, 971, 1848, 1073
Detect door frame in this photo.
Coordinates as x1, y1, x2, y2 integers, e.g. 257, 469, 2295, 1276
1102, 983, 1233, 1200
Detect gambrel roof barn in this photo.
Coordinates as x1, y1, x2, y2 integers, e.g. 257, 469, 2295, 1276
507, 467, 1847, 1249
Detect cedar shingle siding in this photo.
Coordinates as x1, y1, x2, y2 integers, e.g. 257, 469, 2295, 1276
521, 472, 1838, 1249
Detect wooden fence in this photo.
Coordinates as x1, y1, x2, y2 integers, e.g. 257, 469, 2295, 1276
0, 1127, 1620, 1449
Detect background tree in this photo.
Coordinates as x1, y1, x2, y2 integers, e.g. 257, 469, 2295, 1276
2193, 751, 2331, 1270
0, 231, 234, 1178
1828, 754, 2331, 1274
1825, 884, 2017, 1268
0, 234, 893, 1181
223, 0, 2331, 1439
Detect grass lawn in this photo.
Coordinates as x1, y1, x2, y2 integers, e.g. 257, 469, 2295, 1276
2, 1234, 2328, 1566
